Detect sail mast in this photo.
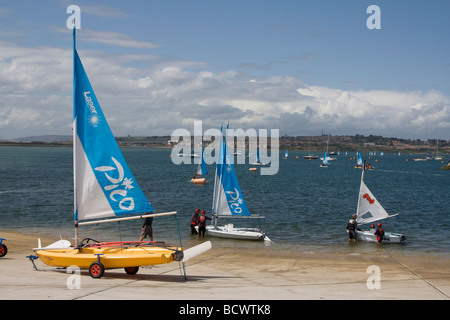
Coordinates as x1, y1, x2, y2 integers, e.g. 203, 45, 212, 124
212, 122, 224, 227
72, 24, 79, 245
355, 161, 365, 217
215, 121, 230, 227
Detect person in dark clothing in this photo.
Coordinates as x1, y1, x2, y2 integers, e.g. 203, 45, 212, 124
374, 222, 385, 244
346, 214, 361, 242
190, 208, 200, 235
139, 216, 153, 241
198, 210, 212, 238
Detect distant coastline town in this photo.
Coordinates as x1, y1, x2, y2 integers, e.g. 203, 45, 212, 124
1, 134, 448, 155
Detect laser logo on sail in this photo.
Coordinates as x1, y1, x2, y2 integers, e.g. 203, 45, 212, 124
83, 91, 101, 127
363, 193, 375, 204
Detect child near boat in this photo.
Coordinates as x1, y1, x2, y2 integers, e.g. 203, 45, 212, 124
190, 209, 200, 235
374, 223, 385, 244
198, 210, 212, 238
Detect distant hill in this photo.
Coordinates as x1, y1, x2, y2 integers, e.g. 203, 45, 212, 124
1, 134, 448, 154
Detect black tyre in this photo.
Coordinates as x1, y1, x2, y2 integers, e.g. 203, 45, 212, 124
0, 244, 7, 257
124, 266, 139, 275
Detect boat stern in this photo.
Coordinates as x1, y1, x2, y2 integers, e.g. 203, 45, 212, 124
172, 248, 184, 261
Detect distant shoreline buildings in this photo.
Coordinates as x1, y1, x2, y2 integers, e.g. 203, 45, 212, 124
1, 134, 449, 154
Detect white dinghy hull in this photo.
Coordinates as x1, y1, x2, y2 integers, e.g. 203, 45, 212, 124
356, 230, 406, 244
203, 224, 268, 241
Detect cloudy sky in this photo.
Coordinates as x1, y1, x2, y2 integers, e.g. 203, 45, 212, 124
0, 0, 449, 140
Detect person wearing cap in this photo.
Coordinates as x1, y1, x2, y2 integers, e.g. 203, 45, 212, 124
198, 210, 212, 238
190, 209, 200, 235
346, 214, 361, 242
374, 222, 385, 244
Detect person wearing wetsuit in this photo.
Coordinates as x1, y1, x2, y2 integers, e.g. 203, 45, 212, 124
347, 214, 361, 242
198, 210, 212, 238
190, 208, 200, 235
374, 222, 385, 244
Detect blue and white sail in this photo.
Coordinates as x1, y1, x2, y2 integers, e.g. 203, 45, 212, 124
72, 28, 153, 223
321, 150, 329, 166
196, 146, 208, 175
284, 149, 288, 158
356, 151, 363, 167
212, 123, 251, 217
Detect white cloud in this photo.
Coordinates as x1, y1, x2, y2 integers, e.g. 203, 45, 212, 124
0, 40, 449, 140
82, 5, 131, 18
295, 87, 450, 138
81, 30, 160, 49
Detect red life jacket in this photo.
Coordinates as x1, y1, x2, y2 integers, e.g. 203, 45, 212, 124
375, 228, 384, 242
191, 214, 199, 226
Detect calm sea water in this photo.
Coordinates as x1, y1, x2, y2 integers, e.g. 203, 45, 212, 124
1, 146, 449, 256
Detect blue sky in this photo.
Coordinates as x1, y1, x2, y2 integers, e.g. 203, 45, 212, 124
1, 0, 449, 139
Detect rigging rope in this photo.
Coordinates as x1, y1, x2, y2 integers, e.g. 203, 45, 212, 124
174, 214, 187, 280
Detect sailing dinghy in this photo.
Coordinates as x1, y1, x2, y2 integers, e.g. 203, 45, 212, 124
34, 26, 210, 278
204, 123, 269, 241
354, 151, 363, 169
319, 135, 336, 162
353, 163, 406, 243
250, 148, 266, 165
320, 150, 329, 168
191, 145, 207, 184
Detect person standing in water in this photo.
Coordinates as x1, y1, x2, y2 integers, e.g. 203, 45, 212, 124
374, 222, 385, 244
190, 208, 200, 235
346, 214, 361, 242
198, 210, 212, 238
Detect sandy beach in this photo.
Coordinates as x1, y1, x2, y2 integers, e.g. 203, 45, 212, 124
0, 231, 449, 301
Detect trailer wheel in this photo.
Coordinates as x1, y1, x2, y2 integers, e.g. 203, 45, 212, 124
124, 266, 139, 275
89, 261, 105, 278
0, 244, 7, 257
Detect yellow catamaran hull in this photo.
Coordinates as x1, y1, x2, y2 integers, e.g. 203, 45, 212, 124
35, 242, 183, 277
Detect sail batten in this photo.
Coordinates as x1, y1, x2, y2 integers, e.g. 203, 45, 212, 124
73, 28, 153, 223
